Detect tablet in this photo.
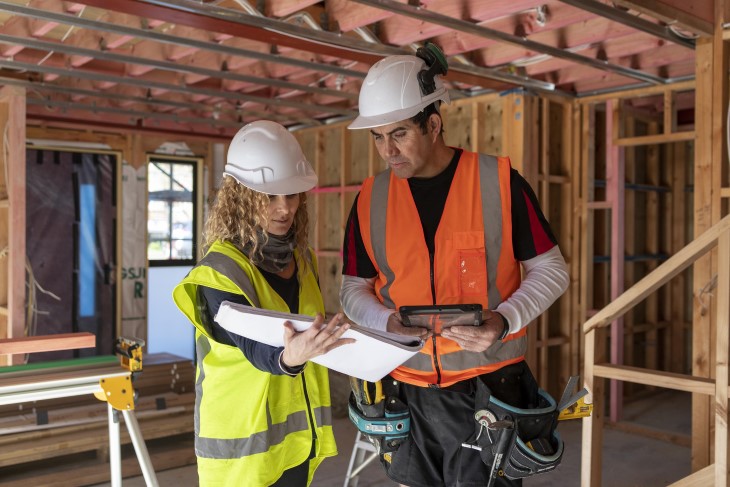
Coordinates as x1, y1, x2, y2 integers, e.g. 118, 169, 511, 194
399, 304, 483, 334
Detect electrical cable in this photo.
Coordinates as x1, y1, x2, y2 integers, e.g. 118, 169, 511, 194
0, 245, 61, 364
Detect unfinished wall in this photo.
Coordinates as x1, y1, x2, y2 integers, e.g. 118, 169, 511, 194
579, 88, 696, 397
3, 126, 217, 356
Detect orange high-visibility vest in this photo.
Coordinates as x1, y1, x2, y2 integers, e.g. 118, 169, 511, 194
357, 151, 526, 387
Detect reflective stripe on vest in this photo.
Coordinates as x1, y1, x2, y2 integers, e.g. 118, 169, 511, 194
195, 407, 333, 459
197, 251, 261, 308
193, 335, 334, 460
363, 152, 526, 382
478, 154, 504, 308
370, 169, 396, 308
194, 332, 211, 438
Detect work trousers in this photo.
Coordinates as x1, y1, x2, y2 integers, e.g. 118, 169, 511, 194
383, 361, 533, 487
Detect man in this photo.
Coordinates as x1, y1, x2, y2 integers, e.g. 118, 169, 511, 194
340, 45, 569, 487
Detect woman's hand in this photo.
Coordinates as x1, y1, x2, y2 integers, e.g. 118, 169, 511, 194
281, 313, 356, 368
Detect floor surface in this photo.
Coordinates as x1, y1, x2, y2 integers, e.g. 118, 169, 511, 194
92, 389, 691, 487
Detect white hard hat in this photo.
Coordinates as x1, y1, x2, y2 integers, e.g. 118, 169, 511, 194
224, 120, 317, 195
348, 54, 450, 130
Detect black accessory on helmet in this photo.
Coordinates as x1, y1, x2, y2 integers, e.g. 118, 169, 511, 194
415, 42, 448, 96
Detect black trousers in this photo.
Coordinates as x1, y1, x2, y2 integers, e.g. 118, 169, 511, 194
270, 440, 315, 487
383, 361, 534, 487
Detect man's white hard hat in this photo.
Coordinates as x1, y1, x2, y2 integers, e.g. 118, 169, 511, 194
224, 120, 317, 195
348, 55, 450, 130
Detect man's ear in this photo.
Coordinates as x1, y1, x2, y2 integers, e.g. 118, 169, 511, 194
428, 113, 441, 138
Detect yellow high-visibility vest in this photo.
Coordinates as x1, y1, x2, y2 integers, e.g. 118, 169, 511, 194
173, 240, 336, 486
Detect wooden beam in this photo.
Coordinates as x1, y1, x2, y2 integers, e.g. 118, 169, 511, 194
584, 214, 730, 333
668, 465, 715, 487
645, 121, 660, 382
0, 86, 25, 367
578, 80, 695, 104
613, 0, 713, 36
614, 131, 695, 146
593, 363, 715, 395
670, 142, 688, 374
664, 90, 677, 134
692, 11, 728, 467
715, 229, 730, 485
502, 92, 526, 174
310, 184, 362, 194
570, 103, 595, 382
622, 115, 636, 398
606, 100, 625, 422
582, 329, 604, 487
0, 332, 96, 355
586, 200, 612, 209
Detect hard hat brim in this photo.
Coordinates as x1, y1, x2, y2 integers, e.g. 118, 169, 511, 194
224, 171, 318, 195
347, 104, 423, 130
347, 89, 450, 130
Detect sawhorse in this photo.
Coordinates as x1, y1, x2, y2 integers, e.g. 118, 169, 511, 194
0, 333, 159, 486
343, 431, 379, 487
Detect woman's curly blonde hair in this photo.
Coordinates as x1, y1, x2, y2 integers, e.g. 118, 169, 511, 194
202, 175, 310, 268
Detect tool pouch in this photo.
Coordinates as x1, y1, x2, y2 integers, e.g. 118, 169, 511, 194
474, 373, 564, 479
348, 378, 409, 454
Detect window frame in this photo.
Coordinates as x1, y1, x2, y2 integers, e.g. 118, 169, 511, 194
146, 154, 203, 268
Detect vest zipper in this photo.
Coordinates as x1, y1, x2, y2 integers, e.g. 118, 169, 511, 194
301, 372, 318, 453
429, 251, 442, 385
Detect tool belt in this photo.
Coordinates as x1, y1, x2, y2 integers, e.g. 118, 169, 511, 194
473, 378, 564, 479
348, 376, 410, 454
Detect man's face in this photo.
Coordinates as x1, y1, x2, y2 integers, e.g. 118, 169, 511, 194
370, 118, 437, 179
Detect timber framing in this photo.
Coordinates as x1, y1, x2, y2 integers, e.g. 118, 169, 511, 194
0, 0, 729, 485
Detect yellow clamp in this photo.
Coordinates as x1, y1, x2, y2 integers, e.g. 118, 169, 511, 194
558, 396, 593, 420
116, 336, 144, 373
94, 374, 136, 411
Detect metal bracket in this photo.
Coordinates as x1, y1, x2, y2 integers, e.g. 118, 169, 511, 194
94, 374, 135, 411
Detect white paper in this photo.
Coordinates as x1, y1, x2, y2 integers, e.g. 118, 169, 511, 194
215, 301, 423, 382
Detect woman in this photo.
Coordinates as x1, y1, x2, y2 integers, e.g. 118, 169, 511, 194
173, 120, 354, 486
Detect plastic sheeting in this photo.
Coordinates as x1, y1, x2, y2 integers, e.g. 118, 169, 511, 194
25, 149, 117, 361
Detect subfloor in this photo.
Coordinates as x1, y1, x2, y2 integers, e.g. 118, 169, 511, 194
92, 389, 691, 487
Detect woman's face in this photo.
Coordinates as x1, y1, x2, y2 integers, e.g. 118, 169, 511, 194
266, 193, 300, 236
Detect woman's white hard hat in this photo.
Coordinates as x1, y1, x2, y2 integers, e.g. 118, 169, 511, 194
224, 120, 317, 195
348, 55, 450, 130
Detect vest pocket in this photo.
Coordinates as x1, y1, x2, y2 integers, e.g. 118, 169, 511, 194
459, 249, 487, 297
453, 231, 487, 298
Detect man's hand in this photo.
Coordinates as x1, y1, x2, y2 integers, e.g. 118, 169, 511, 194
386, 312, 432, 340
440, 310, 505, 352
281, 313, 356, 367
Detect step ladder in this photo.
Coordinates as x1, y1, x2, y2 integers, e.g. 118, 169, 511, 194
343, 431, 379, 487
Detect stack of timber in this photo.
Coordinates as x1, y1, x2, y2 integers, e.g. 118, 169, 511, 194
0, 353, 196, 486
